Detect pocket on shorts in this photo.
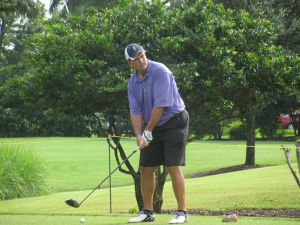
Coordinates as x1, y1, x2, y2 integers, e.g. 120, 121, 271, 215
178, 110, 189, 129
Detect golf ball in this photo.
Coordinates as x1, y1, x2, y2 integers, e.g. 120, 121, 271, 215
80, 218, 85, 223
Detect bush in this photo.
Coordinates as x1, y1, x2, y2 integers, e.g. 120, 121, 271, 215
229, 121, 247, 139
0, 144, 52, 200
259, 123, 285, 138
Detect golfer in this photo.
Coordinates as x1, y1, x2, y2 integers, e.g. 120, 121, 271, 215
125, 43, 189, 224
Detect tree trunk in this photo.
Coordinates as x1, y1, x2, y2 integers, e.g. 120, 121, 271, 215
109, 137, 166, 213
132, 173, 143, 211
0, 19, 6, 49
133, 166, 168, 213
296, 140, 300, 174
96, 115, 168, 213
153, 166, 168, 213
245, 109, 255, 165
282, 146, 300, 188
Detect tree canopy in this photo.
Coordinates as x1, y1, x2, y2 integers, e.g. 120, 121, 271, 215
0, 0, 45, 83
1, 0, 300, 211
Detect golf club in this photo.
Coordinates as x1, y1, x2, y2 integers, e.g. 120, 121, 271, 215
65, 146, 140, 208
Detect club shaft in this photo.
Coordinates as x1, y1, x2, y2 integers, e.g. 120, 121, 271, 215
78, 146, 140, 206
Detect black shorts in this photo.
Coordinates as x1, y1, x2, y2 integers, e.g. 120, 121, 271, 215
139, 109, 189, 167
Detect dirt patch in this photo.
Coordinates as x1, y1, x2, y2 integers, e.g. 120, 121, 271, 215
191, 164, 268, 178
162, 209, 300, 218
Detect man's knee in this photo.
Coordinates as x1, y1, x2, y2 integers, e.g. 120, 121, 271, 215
167, 166, 184, 179
140, 166, 157, 175
167, 166, 181, 173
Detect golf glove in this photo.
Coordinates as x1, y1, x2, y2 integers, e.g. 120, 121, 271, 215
142, 130, 153, 147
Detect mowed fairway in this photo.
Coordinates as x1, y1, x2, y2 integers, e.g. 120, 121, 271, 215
0, 137, 299, 224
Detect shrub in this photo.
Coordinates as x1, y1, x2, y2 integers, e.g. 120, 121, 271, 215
259, 123, 285, 138
275, 127, 286, 138
228, 121, 247, 139
0, 144, 52, 200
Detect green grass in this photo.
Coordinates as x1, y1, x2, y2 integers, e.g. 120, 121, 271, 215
0, 144, 52, 200
0, 164, 299, 215
0, 137, 299, 225
0, 214, 299, 225
1, 137, 137, 192
1, 137, 296, 192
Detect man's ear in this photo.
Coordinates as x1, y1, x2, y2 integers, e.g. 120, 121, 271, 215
127, 60, 132, 67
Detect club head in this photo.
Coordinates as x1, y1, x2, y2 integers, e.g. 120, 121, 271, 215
65, 199, 80, 208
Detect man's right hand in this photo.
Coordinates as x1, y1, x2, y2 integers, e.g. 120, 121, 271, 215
136, 133, 144, 149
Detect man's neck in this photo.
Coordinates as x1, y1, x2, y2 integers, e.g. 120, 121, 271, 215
137, 69, 147, 80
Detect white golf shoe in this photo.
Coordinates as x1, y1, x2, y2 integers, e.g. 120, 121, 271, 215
128, 210, 155, 223
169, 211, 189, 224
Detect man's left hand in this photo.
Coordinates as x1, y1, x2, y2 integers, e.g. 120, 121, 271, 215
142, 130, 153, 147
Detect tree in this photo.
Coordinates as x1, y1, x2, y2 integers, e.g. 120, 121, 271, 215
17, 0, 186, 212
213, 0, 300, 163
0, 0, 44, 51
49, 0, 119, 16
213, 0, 300, 54
281, 140, 300, 188
0, 0, 45, 83
19, 1, 158, 211
11, 0, 299, 211
0, 78, 102, 137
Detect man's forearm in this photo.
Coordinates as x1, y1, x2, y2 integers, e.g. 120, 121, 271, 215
145, 107, 164, 131
131, 115, 143, 134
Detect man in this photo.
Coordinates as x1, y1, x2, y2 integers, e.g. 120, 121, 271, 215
125, 43, 189, 224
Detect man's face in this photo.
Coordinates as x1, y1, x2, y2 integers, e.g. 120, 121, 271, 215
127, 52, 147, 71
